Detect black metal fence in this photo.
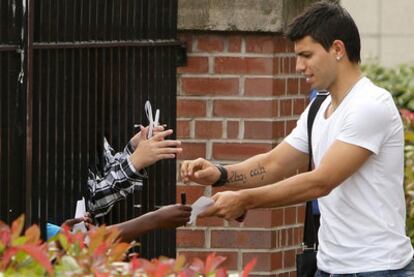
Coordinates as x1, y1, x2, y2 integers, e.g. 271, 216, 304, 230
0, 0, 179, 258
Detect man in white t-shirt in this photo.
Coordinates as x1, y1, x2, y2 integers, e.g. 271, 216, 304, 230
180, 1, 414, 275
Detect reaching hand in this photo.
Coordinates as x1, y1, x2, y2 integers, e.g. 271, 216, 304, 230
130, 127, 182, 171
153, 204, 192, 229
200, 191, 246, 221
130, 124, 166, 149
61, 212, 93, 229
180, 158, 221, 186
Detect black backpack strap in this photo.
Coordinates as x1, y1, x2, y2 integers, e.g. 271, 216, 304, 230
303, 91, 329, 249
307, 92, 329, 171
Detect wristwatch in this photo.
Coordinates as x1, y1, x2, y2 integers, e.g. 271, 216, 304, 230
212, 164, 228, 187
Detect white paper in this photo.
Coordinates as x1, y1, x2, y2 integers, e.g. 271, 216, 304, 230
189, 196, 214, 224
145, 100, 160, 139
73, 197, 87, 233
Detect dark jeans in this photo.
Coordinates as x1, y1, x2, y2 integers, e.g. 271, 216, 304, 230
315, 259, 414, 277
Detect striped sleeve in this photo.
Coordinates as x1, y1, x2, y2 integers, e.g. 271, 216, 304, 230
87, 139, 147, 218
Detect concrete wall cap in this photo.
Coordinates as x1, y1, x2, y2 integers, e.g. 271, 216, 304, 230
178, 0, 320, 33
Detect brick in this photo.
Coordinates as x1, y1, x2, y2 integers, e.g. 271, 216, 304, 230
211, 230, 274, 249
274, 227, 301, 249
274, 230, 282, 248
228, 36, 242, 52
177, 120, 191, 139
252, 78, 291, 97
244, 121, 272, 139
273, 57, 281, 75
286, 120, 297, 134
213, 143, 272, 161
176, 185, 206, 204
213, 100, 277, 118
282, 57, 291, 75
195, 216, 225, 227
214, 57, 273, 75
181, 77, 239, 96
284, 206, 297, 225
297, 204, 305, 224
243, 252, 283, 271
293, 226, 302, 246
290, 56, 297, 73
244, 121, 285, 140
195, 120, 222, 139
246, 35, 274, 53
283, 249, 296, 268
244, 208, 284, 228
177, 99, 206, 117
244, 78, 273, 96
293, 98, 307, 116
287, 78, 299, 95
275, 121, 287, 138
227, 120, 239, 139
280, 99, 292, 116
177, 56, 209, 74
299, 78, 312, 95
273, 36, 289, 53
177, 251, 238, 270
282, 228, 295, 247
279, 229, 288, 248
274, 79, 286, 96
286, 40, 295, 53
196, 35, 225, 52
176, 229, 205, 247
281, 57, 297, 75
177, 143, 206, 160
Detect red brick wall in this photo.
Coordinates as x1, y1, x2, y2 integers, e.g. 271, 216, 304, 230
176, 32, 311, 276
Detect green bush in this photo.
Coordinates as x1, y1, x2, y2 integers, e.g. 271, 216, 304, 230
0, 215, 257, 276
363, 63, 414, 244
362, 64, 414, 109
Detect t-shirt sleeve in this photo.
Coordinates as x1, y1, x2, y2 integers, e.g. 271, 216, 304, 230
284, 106, 309, 154
336, 100, 390, 154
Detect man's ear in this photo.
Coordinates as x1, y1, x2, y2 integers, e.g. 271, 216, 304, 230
331, 39, 346, 60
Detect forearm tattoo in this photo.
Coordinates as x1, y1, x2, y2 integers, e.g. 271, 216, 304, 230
227, 170, 247, 184
249, 163, 266, 181
227, 163, 266, 185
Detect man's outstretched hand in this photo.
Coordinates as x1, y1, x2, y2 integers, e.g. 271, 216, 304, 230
180, 158, 221, 186
199, 191, 246, 221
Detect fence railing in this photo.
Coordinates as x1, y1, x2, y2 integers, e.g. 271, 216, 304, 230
0, 0, 179, 258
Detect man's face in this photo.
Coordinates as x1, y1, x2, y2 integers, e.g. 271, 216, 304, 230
294, 36, 337, 91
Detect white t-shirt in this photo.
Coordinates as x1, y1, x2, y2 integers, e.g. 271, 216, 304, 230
285, 77, 413, 273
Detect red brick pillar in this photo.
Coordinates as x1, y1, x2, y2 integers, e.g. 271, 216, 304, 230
176, 32, 311, 276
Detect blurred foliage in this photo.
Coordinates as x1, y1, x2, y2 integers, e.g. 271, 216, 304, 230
362, 64, 414, 110
0, 215, 257, 276
363, 63, 414, 244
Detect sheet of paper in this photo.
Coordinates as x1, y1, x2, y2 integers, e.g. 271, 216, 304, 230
189, 196, 214, 224
145, 100, 160, 139
73, 197, 87, 233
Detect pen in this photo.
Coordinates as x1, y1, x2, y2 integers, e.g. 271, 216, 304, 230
181, 192, 186, 205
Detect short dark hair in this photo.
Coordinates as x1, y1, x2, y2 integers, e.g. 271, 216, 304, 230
286, 1, 361, 64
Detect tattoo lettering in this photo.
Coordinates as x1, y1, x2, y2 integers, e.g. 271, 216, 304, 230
249, 163, 266, 181
228, 170, 247, 184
